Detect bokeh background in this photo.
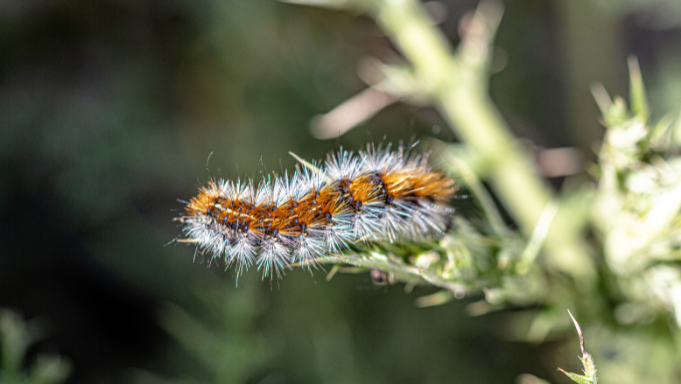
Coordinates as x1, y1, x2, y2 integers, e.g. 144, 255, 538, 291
2, 0, 681, 383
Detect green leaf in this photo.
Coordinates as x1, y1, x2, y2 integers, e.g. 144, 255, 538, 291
28, 356, 71, 384
649, 114, 674, 150
628, 56, 649, 122
0, 310, 30, 373
558, 369, 595, 384
590, 83, 612, 119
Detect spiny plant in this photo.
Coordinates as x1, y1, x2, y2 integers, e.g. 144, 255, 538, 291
559, 311, 598, 384
591, 57, 681, 328
169, 0, 681, 382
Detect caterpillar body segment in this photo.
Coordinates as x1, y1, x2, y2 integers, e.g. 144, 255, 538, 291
180, 143, 456, 278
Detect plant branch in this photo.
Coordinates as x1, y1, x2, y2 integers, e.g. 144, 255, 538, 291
369, 0, 595, 285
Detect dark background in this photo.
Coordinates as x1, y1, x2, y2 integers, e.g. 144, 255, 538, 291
2, 0, 681, 382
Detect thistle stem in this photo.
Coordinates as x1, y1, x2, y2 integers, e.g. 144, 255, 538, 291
370, 0, 595, 284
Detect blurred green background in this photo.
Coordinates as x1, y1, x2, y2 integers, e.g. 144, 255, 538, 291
2, 0, 681, 383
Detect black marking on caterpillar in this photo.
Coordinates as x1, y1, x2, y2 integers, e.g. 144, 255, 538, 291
177, 142, 456, 279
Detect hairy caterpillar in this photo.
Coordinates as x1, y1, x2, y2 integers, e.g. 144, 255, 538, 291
177, 142, 456, 278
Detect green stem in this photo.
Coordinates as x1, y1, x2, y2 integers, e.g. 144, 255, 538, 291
371, 0, 595, 285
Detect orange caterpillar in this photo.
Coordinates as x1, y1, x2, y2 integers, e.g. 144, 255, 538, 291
178, 143, 456, 278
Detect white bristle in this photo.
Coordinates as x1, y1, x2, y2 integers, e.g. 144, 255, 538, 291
179, 143, 456, 279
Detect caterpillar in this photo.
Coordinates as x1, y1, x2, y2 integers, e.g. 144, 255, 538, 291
177, 142, 456, 278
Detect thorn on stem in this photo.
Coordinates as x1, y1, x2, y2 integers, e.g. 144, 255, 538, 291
567, 309, 586, 357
